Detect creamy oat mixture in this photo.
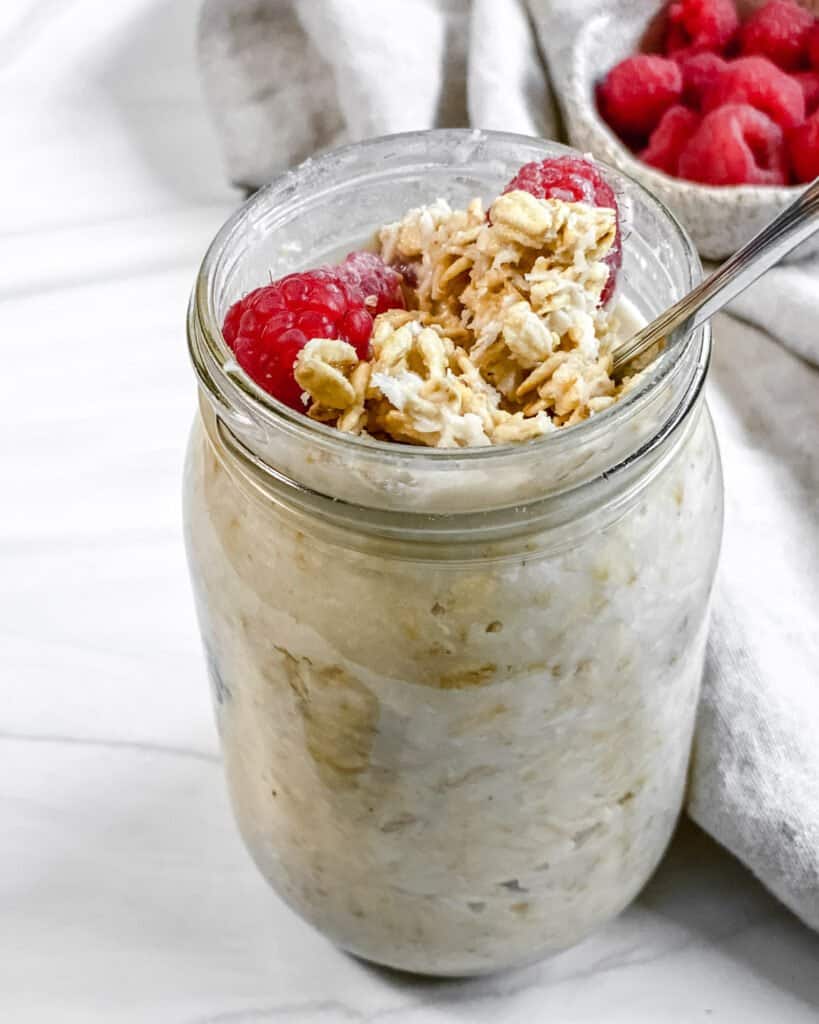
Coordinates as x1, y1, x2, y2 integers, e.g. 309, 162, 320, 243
294, 191, 635, 447
184, 399, 722, 974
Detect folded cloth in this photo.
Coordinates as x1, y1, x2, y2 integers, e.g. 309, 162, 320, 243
197, 0, 557, 186
198, 0, 819, 931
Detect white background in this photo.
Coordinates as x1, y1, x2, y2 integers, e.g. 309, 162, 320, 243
2, 1, 818, 1020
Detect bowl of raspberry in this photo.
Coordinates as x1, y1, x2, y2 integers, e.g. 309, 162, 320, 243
554, 0, 819, 258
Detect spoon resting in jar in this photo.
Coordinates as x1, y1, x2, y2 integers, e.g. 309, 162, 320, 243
611, 176, 819, 379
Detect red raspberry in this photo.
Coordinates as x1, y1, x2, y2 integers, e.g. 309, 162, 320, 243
334, 251, 405, 315
788, 108, 819, 181
677, 103, 789, 184
793, 70, 819, 115
740, 0, 814, 71
665, 0, 740, 57
703, 56, 805, 129
809, 23, 819, 70
222, 254, 404, 409
502, 156, 622, 304
677, 52, 728, 106
640, 105, 702, 174
598, 55, 683, 140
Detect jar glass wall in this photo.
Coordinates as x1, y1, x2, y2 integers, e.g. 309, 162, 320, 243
184, 131, 723, 976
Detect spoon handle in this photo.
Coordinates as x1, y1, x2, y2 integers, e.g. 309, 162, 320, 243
612, 177, 819, 376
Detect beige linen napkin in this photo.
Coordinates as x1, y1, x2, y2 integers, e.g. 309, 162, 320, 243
198, 0, 819, 933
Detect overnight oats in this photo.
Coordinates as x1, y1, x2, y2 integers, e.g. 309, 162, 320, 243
184, 131, 723, 976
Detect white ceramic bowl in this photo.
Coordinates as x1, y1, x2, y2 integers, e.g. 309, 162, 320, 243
547, 0, 817, 260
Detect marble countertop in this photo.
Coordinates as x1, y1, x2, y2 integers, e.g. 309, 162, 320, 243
2, 1, 818, 1020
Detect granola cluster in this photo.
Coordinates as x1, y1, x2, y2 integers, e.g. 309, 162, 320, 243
294, 190, 628, 447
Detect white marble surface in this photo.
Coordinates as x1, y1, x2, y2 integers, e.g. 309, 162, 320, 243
2, 1, 818, 1021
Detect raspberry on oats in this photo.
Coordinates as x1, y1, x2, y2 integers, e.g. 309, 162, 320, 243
502, 157, 622, 304
640, 105, 701, 174
740, 0, 815, 71
598, 55, 683, 139
677, 103, 788, 184
788, 109, 819, 181
503, 157, 615, 208
222, 254, 405, 409
335, 251, 405, 315
664, 0, 740, 57
677, 51, 727, 107
703, 56, 806, 129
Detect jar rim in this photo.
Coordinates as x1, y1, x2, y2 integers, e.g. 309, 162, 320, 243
189, 128, 706, 474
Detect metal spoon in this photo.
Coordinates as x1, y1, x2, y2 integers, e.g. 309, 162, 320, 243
611, 177, 819, 378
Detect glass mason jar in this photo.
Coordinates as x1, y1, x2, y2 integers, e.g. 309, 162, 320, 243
184, 131, 723, 976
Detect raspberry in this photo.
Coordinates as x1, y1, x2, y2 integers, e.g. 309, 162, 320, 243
677, 52, 728, 106
677, 103, 788, 184
703, 56, 805, 129
788, 108, 819, 181
740, 0, 814, 71
502, 156, 622, 304
640, 105, 701, 174
665, 0, 740, 57
335, 251, 405, 316
598, 55, 683, 140
223, 254, 404, 409
809, 24, 819, 70
793, 70, 819, 115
